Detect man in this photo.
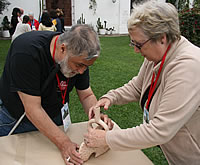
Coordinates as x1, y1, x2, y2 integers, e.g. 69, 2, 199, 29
0, 24, 111, 165
28, 12, 39, 30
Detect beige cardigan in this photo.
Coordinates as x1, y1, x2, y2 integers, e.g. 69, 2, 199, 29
38, 23, 57, 32
103, 36, 200, 165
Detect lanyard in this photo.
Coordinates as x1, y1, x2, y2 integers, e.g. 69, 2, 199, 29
146, 44, 171, 110
31, 19, 35, 27
53, 36, 69, 105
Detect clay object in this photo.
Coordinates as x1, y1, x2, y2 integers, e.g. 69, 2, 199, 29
79, 107, 109, 161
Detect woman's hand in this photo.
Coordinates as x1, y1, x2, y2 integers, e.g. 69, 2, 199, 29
88, 98, 111, 119
59, 139, 83, 165
99, 113, 114, 130
88, 98, 113, 130
84, 127, 108, 148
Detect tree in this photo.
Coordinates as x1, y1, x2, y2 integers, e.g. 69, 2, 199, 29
0, 0, 11, 15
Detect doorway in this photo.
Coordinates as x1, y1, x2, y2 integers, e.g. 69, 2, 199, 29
46, 0, 72, 26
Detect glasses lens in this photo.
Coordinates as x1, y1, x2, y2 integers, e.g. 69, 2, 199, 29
130, 40, 141, 49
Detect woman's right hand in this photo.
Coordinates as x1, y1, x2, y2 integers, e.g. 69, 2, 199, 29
88, 98, 111, 120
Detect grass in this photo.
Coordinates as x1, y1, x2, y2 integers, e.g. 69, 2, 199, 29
0, 37, 168, 165
0, 40, 11, 73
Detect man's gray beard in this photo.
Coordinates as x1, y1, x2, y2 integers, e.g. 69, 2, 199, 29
58, 56, 78, 78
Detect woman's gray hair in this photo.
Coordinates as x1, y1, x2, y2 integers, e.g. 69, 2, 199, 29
128, 1, 181, 43
58, 24, 100, 60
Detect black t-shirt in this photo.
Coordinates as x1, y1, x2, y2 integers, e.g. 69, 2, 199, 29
0, 31, 90, 120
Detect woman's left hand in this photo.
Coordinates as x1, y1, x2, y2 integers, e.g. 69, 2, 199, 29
83, 127, 108, 148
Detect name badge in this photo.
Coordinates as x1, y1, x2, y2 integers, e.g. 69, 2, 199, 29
61, 102, 71, 132
143, 107, 149, 124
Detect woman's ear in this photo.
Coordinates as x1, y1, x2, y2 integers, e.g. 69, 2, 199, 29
160, 34, 167, 45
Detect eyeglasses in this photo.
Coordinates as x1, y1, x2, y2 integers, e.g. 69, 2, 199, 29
130, 38, 152, 50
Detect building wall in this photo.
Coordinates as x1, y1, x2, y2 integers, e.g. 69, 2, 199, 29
0, 0, 130, 34
1, 0, 170, 34
74, 0, 130, 34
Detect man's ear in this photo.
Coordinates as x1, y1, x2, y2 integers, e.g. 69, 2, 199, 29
60, 43, 66, 53
59, 43, 68, 59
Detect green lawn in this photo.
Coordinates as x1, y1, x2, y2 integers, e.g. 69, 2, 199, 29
0, 39, 11, 73
0, 37, 168, 165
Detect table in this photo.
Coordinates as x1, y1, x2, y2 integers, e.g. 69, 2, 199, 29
0, 121, 153, 165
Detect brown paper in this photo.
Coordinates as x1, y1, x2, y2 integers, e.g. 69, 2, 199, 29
0, 122, 153, 165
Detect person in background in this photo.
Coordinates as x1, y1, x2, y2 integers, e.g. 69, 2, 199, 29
0, 24, 113, 165
56, 8, 65, 33
28, 12, 39, 30
18, 8, 24, 23
38, 12, 57, 32
50, 10, 62, 32
84, 1, 200, 165
9, 7, 21, 35
12, 15, 31, 42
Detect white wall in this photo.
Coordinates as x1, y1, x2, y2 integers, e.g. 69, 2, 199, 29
74, 0, 130, 34
1, 0, 170, 34
0, 0, 40, 27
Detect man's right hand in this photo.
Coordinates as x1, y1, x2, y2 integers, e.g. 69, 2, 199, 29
59, 138, 83, 165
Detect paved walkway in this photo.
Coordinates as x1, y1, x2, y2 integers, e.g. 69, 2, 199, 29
0, 36, 11, 40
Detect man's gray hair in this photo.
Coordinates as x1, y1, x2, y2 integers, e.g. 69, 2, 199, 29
128, 1, 181, 43
58, 24, 100, 60
28, 12, 34, 17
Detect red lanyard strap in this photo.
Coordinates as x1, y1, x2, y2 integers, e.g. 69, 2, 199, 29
52, 35, 69, 105
146, 44, 171, 110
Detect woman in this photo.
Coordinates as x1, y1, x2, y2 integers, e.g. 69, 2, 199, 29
56, 8, 65, 33
84, 1, 200, 165
50, 10, 62, 32
12, 15, 31, 42
9, 7, 21, 35
38, 12, 57, 31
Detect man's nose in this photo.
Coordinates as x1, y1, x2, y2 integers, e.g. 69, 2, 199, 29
77, 66, 87, 74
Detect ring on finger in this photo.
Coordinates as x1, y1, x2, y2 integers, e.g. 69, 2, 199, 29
66, 156, 70, 162
84, 138, 88, 144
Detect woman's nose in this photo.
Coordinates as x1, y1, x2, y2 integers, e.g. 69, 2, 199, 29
134, 46, 141, 53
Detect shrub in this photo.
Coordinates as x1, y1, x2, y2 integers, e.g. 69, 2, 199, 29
1, 16, 10, 30
179, 7, 200, 47
0, 0, 11, 14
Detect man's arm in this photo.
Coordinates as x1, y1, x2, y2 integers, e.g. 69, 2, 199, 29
76, 87, 97, 115
17, 91, 83, 165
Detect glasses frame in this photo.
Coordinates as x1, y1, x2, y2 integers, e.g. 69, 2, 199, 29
130, 38, 152, 50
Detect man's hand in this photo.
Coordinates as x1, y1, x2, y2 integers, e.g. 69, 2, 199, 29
59, 139, 83, 165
